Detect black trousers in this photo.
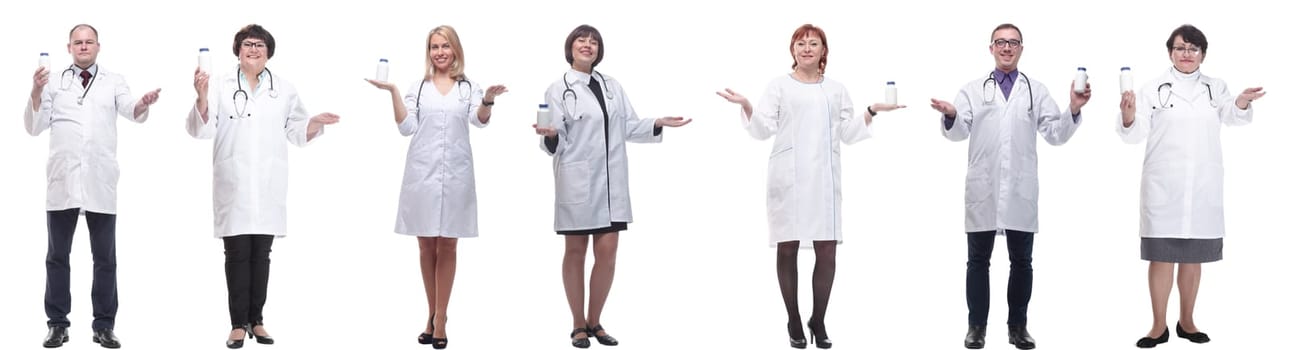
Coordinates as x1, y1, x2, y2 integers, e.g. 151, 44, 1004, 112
45, 208, 118, 330
966, 230, 1034, 327
224, 234, 274, 327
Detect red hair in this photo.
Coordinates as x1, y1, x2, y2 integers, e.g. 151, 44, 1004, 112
789, 24, 828, 74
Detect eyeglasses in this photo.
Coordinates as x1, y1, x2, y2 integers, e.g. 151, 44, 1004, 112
1172, 46, 1201, 55
992, 39, 1022, 48
241, 41, 267, 50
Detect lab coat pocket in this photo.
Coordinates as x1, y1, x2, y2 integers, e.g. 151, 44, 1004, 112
557, 160, 590, 205
965, 173, 990, 205
766, 147, 794, 204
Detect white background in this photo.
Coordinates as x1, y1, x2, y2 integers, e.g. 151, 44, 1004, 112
1, 0, 1285, 349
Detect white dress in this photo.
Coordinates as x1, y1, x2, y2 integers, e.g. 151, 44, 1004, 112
742, 74, 871, 247
394, 79, 486, 237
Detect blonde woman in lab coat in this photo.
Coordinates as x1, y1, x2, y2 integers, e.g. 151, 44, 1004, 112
533, 24, 690, 349
188, 24, 340, 349
366, 25, 507, 349
717, 24, 903, 349
1119, 24, 1265, 349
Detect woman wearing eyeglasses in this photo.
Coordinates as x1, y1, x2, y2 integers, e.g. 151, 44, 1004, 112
532, 24, 690, 348
1118, 24, 1265, 349
187, 24, 341, 349
365, 25, 507, 349
716, 24, 902, 349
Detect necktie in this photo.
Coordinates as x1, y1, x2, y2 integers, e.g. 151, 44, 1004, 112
80, 70, 92, 89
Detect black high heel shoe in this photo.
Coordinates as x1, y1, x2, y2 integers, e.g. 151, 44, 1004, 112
587, 324, 619, 346
226, 325, 247, 349
1136, 328, 1169, 348
1176, 322, 1210, 343
788, 322, 807, 349
570, 327, 592, 349
807, 321, 832, 349
418, 315, 437, 344
248, 322, 274, 345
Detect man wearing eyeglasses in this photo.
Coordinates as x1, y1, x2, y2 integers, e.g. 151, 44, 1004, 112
929, 23, 1092, 350
24, 23, 161, 349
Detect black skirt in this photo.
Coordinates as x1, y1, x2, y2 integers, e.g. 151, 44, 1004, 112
557, 222, 628, 235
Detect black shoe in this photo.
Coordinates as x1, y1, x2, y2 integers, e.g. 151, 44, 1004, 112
418, 314, 437, 344
1136, 328, 1170, 348
570, 327, 592, 349
249, 322, 274, 345
1176, 322, 1210, 343
964, 325, 986, 349
807, 320, 832, 349
226, 325, 247, 349
92, 329, 121, 349
43, 326, 69, 348
587, 324, 618, 346
1007, 325, 1036, 350
788, 322, 807, 349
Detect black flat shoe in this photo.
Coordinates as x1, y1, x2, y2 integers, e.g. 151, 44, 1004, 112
1007, 325, 1035, 350
1136, 328, 1169, 348
788, 322, 807, 349
570, 327, 592, 349
807, 320, 832, 349
964, 325, 986, 349
587, 324, 619, 346
1176, 322, 1210, 343
43, 326, 69, 348
249, 323, 274, 345
91, 329, 121, 349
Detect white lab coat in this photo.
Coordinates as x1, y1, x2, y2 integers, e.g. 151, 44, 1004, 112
394, 79, 486, 237
743, 75, 871, 247
942, 72, 1081, 234
24, 65, 148, 214
540, 69, 661, 231
186, 69, 321, 238
1118, 68, 1251, 239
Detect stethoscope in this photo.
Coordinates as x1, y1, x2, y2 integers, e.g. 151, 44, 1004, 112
982, 71, 1034, 112
1153, 81, 1217, 110
58, 65, 97, 105
231, 68, 278, 119
414, 79, 473, 107
561, 71, 614, 118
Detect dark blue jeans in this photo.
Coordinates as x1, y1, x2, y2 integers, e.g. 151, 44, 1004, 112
45, 208, 118, 331
966, 230, 1033, 327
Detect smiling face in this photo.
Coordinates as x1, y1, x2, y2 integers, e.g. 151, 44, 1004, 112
428, 33, 455, 73
238, 37, 269, 73
66, 26, 100, 68
989, 27, 1023, 71
570, 35, 600, 71
792, 33, 825, 72
1169, 35, 1205, 73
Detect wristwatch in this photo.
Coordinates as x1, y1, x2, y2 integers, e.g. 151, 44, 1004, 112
867, 105, 877, 117
482, 100, 495, 107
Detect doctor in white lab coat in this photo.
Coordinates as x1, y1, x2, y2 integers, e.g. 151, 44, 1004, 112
187, 24, 339, 348
532, 24, 690, 349
1118, 25, 1265, 348
929, 23, 1089, 350
716, 24, 904, 349
365, 25, 508, 348
25, 24, 160, 349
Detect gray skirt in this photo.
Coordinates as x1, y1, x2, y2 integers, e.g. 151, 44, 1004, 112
1141, 237, 1223, 263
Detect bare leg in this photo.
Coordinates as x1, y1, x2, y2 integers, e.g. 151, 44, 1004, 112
432, 238, 458, 338
563, 235, 591, 340
586, 232, 619, 335
1145, 262, 1174, 337
777, 241, 804, 340
1177, 263, 1202, 332
418, 237, 440, 336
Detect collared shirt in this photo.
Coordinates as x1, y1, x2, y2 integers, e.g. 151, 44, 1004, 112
238, 69, 270, 94
993, 68, 1019, 101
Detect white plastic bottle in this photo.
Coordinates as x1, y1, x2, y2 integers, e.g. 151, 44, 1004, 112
1120, 67, 1133, 93
39, 52, 51, 73
537, 103, 552, 128
885, 81, 897, 105
376, 58, 389, 82
198, 48, 212, 73
1073, 67, 1088, 93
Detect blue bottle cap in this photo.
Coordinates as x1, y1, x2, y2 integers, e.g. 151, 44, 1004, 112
1077, 67, 1086, 71
379, 58, 388, 62
539, 103, 549, 108
1121, 67, 1131, 71
199, 48, 209, 52
887, 81, 895, 85
40, 52, 49, 56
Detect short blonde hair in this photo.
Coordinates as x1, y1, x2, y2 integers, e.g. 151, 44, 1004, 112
424, 25, 466, 81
